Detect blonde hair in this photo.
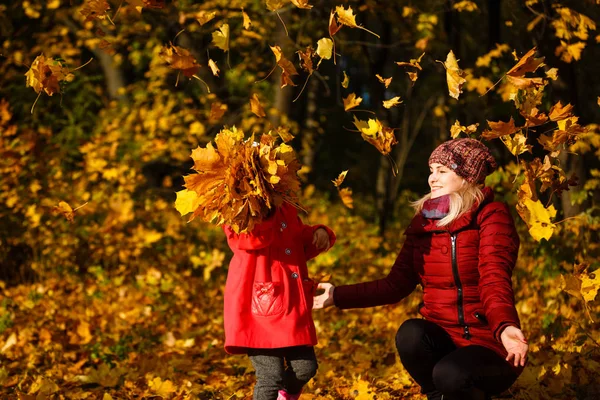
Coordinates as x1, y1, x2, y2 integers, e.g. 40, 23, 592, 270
411, 183, 485, 227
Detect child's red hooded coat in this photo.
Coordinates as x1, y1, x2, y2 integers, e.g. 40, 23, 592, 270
222, 203, 335, 354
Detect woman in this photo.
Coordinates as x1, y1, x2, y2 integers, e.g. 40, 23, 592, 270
314, 138, 528, 400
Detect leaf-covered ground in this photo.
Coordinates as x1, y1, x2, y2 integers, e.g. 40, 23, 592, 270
1, 202, 599, 400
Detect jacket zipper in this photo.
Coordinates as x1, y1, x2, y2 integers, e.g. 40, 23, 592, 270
451, 233, 471, 340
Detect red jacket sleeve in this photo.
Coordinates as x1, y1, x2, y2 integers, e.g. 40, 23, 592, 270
477, 202, 521, 341
333, 235, 419, 309
301, 221, 336, 261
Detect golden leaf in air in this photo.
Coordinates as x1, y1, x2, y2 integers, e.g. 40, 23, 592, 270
212, 24, 230, 52
453, 1, 479, 12
297, 47, 314, 73
382, 96, 403, 109
501, 133, 532, 156
549, 101, 574, 121
506, 47, 544, 77
341, 71, 349, 88
316, 38, 333, 61
80, 0, 110, 22
481, 117, 518, 140
291, 0, 312, 9
352, 116, 397, 155
159, 44, 200, 78
208, 59, 220, 76
517, 197, 557, 241
54, 201, 88, 222
196, 10, 216, 25
276, 126, 295, 143
438, 50, 466, 100
545, 67, 558, 80
25, 54, 75, 96
208, 102, 228, 124
329, 9, 342, 36
376, 74, 393, 88
343, 93, 362, 111
332, 170, 348, 187
242, 9, 252, 29
270, 45, 299, 88
395, 52, 425, 70
250, 93, 266, 118
266, 0, 287, 12
335, 5, 380, 38
338, 187, 354, 209
450, 120, 478, 139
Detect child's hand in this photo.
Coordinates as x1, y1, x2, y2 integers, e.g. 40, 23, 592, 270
313, 283, 335, 309
313, 228, 330, 251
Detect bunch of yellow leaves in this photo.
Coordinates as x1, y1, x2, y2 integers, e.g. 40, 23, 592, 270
175, 127, 302, 233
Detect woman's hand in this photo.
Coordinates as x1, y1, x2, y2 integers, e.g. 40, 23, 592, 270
313, 228, 330, 251
500, 326, 528, 367
313, 283, 335, 309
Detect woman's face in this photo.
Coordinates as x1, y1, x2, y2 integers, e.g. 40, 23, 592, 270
428, 163, 464, 199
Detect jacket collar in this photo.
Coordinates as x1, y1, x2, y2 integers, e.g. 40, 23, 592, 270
407, 187, 494, 234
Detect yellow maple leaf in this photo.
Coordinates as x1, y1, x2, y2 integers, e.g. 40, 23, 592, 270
335, 5, 380, 38
175, 189, 199, 216
266, 0, 288, 12
481, 117, 518, 140
341, 71, 349, 88
339, 187, 354, 209
208, 59, 220, 76
332, 170, 348, 187
519, 198, 557, 241
80, 0, 110, 22
242, 9, 251, 29
343, 93, 363, 111
212, 24, 230, 51
376, 74, 393, 88
507, 47, 544, 77
353, 116, 381, 139
350, 377, 375, 400
438, 50, 466, 100
501, 133, 532, 156
290, 0, 312, 9
270, 45, 299, 88
159, 44, 200, 78
316, 38, 333, 60
148, 376, 177, 397
549, 101, 574, 121
196, 10, 216, 26
581, 271, 600, 304
276, 126, 294, 143
250, 93, 266, 117
382, 96, 403, 109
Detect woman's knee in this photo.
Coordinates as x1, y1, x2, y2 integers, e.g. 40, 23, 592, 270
432, 358, 470, 394
395, 319, 428, 354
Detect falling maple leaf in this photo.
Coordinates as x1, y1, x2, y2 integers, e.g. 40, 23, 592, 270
196, 10, 216, 25
276, 126, 294, 143
338, 187, 354, 209
25, 54, 75, 97
250, 93, 266, 117
212, 24, 230, 52
297, 47, 315, 73
517, 197, 557, 241
290, 0, 313, 9
343, 93, 362, 111
208, 102, 228, 124
352, 116, 397, 155
481, 117, 518, 140
549, 101, 574, 121
329, 9, 342, 37
332, 170, 348, 187
395, 52, 425, 70
316, 38, 333, 63
270, 45, 299, 87
80, 0, 110, 22
450, 120, 478, 139
507, 47, 544, 76
501, 133, 532, 156
242, 9, 252, 29
208, 59, 220, 76
382, 96, 403, 109
53, 201, 88, 222
335, 5, 380, 38
376, 74, 393, 88
341, 71, 349, 88
159, 44, 201, 78
438, 50, 466, 100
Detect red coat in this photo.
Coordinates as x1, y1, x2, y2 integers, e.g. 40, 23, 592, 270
222, 203, 336, 354
333, 187, 521, 359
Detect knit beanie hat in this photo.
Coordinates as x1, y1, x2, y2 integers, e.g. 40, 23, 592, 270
428, 138, 498, 184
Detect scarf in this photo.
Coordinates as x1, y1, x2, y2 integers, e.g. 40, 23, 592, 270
421, 194, 450, 219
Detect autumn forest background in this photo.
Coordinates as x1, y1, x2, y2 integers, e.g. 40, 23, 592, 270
1, 0, 600, 399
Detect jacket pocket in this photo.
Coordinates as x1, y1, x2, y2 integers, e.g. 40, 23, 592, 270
252, 282, 284, 317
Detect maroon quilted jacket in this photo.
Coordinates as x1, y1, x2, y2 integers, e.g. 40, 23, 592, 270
333, 187, 521, 358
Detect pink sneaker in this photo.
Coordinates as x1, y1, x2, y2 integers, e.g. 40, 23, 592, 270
277, 389, 302, 400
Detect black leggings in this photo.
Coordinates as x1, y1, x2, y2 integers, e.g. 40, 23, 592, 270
395, 319, 518, 400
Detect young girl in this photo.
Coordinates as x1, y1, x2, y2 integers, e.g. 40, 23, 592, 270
223, 202, 335, 400
314, 138, 528, 400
